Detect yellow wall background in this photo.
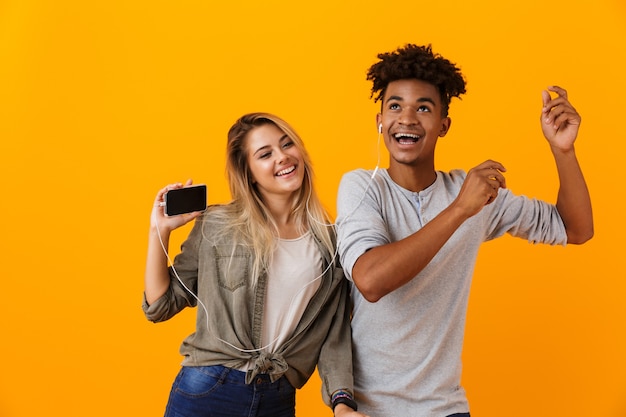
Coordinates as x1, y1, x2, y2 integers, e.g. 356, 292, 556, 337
1, 0, 624, 416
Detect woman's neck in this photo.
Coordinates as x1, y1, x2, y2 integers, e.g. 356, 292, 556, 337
265, 196, 302, 239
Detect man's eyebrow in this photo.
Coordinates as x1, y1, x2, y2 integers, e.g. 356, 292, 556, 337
417, 97, 436, 105
385, 95, 437, 106
385, 95, 404, 103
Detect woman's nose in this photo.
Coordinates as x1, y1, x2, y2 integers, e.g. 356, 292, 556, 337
275, 149, 287, 163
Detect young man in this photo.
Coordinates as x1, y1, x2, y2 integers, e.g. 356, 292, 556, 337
336, 44, 593, 416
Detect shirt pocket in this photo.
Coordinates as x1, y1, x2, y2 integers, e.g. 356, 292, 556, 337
212, 244, 250, 292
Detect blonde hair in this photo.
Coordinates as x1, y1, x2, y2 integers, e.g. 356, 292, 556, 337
210, 113, 335, 287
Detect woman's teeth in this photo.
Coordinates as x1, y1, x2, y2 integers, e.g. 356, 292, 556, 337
276, 166, 296, 176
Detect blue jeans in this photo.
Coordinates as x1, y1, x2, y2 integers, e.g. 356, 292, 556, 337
164, 365, 295, 417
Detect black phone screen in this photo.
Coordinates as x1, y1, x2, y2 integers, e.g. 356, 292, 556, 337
164, 185, 207, 216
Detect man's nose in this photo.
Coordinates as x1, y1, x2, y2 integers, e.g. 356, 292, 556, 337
399, 108, 419, 125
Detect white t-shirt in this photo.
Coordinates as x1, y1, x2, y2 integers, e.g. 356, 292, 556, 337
262, 231, 323, 352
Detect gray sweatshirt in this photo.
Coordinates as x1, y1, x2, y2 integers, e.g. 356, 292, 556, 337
336, 169, 566, 416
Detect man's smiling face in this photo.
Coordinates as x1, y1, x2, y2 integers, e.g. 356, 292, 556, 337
377, 78, 450, 169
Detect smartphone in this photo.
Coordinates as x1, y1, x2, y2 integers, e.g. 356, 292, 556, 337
164, 185, 207, 216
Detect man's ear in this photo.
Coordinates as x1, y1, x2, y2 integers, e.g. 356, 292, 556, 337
439, 117, 451, 137
376, 113, 382, 131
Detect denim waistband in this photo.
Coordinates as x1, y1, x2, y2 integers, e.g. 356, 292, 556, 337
204, 365, 287, 387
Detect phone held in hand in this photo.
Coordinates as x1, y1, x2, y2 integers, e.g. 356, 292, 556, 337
164, 185, 207, 216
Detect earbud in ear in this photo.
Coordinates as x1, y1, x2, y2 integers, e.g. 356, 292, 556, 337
378, 124, 383, 134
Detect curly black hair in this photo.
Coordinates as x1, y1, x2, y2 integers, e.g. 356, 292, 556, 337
366, 44, 466, 117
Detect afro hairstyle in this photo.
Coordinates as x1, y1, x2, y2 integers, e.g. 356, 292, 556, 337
366, 44, 466, 117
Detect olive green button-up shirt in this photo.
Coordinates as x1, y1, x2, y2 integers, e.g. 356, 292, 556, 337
143, 207, 354, 406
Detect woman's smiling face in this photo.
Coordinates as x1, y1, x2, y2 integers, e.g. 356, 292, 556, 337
246, 123, 305, 201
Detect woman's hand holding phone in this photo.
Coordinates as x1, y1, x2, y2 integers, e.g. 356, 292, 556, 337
152, 180, 206, 234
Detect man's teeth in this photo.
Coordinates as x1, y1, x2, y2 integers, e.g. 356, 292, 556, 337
394, 133, 420, 143
276, 166, 296, 176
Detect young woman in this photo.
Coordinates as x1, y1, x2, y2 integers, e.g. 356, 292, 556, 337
143, 113, 367, 417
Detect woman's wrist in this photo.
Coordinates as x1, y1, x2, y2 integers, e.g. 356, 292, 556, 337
331, 389, 357, 412
333, 403, 355, 416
